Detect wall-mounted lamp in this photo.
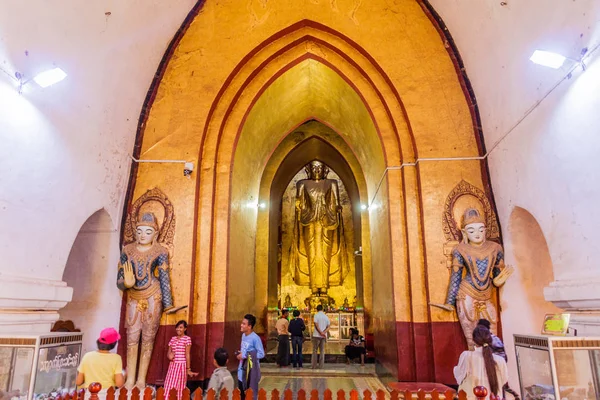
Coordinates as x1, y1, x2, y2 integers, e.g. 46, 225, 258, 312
246, 202, 267, 209
33, 68, 67, 88
2, 66, 68, 94
530, 48, 588, 71
530, 50, 566, 69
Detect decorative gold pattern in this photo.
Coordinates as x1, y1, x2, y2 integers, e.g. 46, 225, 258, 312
442, 180, 500, 243
123, 187, 176, 257
40, 334, 83, 346
553, 340, 600, 348
458, 281, 491, 302
0, 338, 36, 346
456, 241, 501, 291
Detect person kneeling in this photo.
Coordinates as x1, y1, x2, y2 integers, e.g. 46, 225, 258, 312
345, 328, 366, 366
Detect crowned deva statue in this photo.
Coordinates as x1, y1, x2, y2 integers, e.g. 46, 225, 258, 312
117, 212, 174, 389
433, 208, 513, 349
290, 160, 350, 295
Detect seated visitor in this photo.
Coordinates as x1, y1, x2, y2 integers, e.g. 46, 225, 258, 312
477, 318, 507, 361
206, 348, 235, 399
344, 328, 366, 366
76, 328, 124, 397
477, 319, 519, 399
454, 326, 508, 400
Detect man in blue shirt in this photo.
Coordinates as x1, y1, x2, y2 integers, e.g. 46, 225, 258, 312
237, 314, 265, 400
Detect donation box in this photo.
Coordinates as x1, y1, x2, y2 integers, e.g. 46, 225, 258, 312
0, 332, 83, 400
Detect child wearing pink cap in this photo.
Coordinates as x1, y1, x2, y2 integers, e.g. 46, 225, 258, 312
76, 328, 124, 397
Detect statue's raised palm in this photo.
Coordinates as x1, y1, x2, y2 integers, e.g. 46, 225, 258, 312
122, 261, 136, 289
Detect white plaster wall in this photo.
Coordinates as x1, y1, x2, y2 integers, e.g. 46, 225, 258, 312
59, 209, 122, 354
429, 0, 600, 390
0, 1, 195, 331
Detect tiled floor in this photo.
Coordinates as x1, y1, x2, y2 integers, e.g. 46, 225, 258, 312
262, 364, 376, 376
259, 364, 389, 399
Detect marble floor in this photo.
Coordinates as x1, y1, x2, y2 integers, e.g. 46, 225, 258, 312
259, 364, 389, 399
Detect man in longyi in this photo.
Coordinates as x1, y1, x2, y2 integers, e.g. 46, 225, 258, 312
434, 208, 513, 349
290, 160, 349, 295
117, 212, 175, 389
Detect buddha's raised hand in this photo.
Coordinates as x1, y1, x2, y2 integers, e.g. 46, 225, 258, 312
123, 261, 136, 289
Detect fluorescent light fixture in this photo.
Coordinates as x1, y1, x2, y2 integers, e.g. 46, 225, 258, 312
33, 68, 67, 88
530, 50, 566, 69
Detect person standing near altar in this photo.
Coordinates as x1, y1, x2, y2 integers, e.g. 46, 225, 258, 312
276, 309, 290, 367
311, 304, 330, 369
289, 310, 306, 368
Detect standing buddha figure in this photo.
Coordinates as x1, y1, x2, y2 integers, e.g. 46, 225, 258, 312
436, 208, 513, 349
290, 160, 350, 295
117, 212, 174, 389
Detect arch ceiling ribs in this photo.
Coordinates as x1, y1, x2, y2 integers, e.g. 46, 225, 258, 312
194, 20, 417, 328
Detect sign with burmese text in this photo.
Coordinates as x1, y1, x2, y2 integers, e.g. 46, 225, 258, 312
33, 344, 81, 400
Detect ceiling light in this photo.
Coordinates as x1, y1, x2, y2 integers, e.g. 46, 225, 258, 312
360, 204, 368, 210
33, 68, 67, 88
259, 202, 266, 209
529, 50, 566, 69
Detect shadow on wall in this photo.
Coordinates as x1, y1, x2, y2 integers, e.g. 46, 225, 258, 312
59, 209, 123, 353
509, 206, 559, 316
501, 206, 561, 391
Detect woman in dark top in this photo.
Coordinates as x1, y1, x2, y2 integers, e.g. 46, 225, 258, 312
288, 310, 306, 368
345, 328, 366, 366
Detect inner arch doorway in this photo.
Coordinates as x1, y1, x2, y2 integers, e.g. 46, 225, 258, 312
262, 123, 370, 345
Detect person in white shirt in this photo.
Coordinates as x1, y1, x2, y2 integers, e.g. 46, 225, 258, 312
454, 326, 508, 400
311, 305, 330, 369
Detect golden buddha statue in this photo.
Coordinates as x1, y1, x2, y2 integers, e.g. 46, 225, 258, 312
283, 294, 293, 309
290, 160, 350, 295
433, 208, 513, 349
342, 297, 350, 309
117, 212, 174, 389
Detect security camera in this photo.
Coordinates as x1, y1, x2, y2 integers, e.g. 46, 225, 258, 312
183, 162, 194, 177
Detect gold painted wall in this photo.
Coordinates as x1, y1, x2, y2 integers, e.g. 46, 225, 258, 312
124, 0, 499, 382
280, 168, 357, 310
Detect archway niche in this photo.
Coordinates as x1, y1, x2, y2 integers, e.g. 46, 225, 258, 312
500, 206, 561, 388
59, 208, 122, 353
263, 123, 368, 339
